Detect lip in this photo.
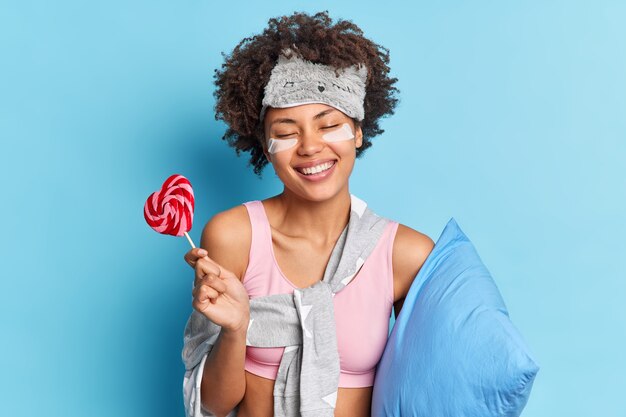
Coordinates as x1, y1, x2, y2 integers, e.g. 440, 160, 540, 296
295, 160, 337, 182
293, 158, 337, 169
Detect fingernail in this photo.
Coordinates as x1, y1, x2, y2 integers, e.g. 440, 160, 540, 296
198, 249, 207, 257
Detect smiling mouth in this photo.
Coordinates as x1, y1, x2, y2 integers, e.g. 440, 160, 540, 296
295, 160, 337, 175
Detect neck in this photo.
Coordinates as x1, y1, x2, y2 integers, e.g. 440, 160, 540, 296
273, 187, 352, 247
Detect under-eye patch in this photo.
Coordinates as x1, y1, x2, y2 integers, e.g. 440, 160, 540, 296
267, 122, 354, 154
267, 137, 298, 154
322, 123, 354, 143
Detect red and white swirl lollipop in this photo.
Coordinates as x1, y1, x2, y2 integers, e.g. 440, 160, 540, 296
144, 174, 197, 248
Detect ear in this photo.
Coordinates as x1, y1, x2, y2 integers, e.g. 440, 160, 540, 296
355, 124, 363, 149
260, 136, 272, 162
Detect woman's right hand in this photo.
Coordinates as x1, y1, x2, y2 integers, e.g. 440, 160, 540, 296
184, 248, 250, 333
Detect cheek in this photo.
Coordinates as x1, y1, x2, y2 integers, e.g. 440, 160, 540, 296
269, 149, 293, 167
326, 140, 357, 156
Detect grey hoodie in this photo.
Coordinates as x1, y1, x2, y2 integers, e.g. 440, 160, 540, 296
182, 194, 390, 416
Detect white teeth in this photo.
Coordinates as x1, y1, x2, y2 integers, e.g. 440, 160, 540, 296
299, 161, 334, 175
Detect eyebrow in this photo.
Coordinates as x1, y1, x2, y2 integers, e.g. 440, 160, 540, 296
269, 109, 336, 127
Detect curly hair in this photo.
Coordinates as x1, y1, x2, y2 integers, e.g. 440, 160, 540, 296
213, 10, 399, 177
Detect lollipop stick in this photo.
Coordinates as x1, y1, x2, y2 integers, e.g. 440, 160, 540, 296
184, 232, 196, 248
184, 230, 216, 304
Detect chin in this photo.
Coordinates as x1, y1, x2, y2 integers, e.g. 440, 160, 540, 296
300, 183, 350, 202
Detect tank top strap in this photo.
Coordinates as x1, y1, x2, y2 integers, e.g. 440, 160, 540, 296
241, 200, 272, 280
385, 221, 400, 305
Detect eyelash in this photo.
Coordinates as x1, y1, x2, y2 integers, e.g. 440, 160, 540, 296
276, 125, 339, 138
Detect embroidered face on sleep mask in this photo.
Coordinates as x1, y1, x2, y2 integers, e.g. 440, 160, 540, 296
267, 122, 355, 154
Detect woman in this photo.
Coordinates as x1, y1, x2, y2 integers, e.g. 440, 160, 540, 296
182, 11, 434, 417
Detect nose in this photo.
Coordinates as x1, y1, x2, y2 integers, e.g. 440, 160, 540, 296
296, 128, 325, 156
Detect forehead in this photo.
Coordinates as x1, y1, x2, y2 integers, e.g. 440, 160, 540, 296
265, 103, 347, 124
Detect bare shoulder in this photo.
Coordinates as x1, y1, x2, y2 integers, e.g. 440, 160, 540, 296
392, 223, 435, 314
200, 204, 251, 281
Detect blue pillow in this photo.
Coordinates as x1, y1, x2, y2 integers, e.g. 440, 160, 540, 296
372, 218, 539, 416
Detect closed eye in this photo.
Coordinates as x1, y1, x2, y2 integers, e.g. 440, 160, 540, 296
275, 124, 339, 137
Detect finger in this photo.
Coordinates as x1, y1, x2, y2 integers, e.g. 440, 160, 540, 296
194, 263, 219, 287
194, 267, 206, 288
184, 252, 196, 268
195, 273, 227, 294
192, 283, 218, 305
184, 248, 209, 268
193, 271, 213, 290
193, 283, 220, 300
197, 284, 221, 306
197, 257, 222, 278
192, 289, 215, 310
204, 274, 227, 293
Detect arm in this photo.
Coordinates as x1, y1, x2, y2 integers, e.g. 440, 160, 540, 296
194, 209, 252, 416
200, 327, 247, 416
392, 223, 435, 318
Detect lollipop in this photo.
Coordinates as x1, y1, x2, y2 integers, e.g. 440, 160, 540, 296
144, 174, 197, 248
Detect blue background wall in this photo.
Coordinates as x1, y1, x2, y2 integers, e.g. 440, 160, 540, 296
2, 1, 624, 416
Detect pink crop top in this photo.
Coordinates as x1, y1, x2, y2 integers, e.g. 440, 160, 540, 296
241, 200, 398, 388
